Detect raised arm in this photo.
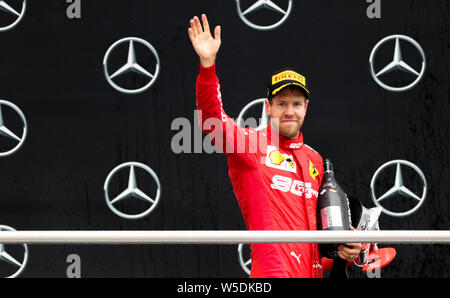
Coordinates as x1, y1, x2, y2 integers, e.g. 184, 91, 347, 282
188, 15, 253, 159
188, 14, 221, 67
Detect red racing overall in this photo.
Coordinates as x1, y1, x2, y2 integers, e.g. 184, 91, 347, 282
196, 64, 325, 278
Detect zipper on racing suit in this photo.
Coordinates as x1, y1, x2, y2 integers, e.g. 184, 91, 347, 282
312, 244, 322, 278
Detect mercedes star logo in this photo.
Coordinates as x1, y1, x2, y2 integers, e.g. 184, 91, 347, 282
236, 98, 269, 131
0, 0, 26, 32
104, 162, 161, 220
369, 34, 426, 92
370, 160, 427, 217
0, 99, 27, 157
0, 225, 29, 278
236, 0, 293, 31
103, 37, 160, 94
237, 243, 251, 275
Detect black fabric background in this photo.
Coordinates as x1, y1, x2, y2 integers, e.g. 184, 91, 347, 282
0, 0, 448, 277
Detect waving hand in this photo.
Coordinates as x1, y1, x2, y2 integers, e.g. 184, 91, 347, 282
188, 14, 221, 67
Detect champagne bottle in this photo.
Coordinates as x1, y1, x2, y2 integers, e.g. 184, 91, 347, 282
317, 159, 352, 278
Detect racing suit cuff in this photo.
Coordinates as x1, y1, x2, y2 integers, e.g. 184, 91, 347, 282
198, 63, 217, 82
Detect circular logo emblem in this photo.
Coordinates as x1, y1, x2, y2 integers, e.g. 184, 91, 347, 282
370, 160, 427, 217
0, 0, 26, 32
237, 243, 251, 275
104, 162, 161, 220
0, 225, 29, 278
0, 99, 27, 157
369, 35, 426, 92
103, 37, 160, 94
235, 0, 293, 31
236, 98, 269, 131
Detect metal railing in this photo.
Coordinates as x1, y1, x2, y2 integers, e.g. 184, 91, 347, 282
1, 230, 450, 244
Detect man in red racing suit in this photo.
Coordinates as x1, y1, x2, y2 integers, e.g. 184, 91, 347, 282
188, 14, 361, 278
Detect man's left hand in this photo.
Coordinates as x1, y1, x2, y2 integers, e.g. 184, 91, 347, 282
337, 227, 362, 262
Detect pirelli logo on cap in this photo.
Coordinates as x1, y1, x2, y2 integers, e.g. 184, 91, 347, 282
272, 71, 306, 87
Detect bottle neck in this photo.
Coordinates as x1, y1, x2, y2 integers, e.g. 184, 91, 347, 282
324, 160, 335, 177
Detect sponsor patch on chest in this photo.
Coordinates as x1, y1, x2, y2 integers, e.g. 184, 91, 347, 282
265, 145, 297, 173
271, 175, 319, 199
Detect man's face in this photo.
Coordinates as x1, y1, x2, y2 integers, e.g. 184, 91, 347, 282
265, 87, 309, 139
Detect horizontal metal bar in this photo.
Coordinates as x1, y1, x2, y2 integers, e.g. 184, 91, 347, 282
1, 230, 450, 244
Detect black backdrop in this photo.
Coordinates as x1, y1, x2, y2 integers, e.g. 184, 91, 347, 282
0, 0, 449, 278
